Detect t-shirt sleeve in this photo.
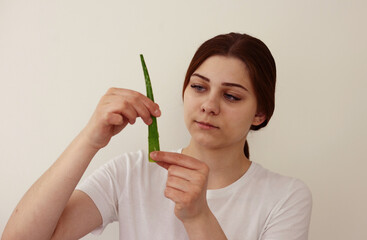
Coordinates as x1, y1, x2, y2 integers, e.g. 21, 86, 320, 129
76, 156, 123, 235
261, 179, 313, 240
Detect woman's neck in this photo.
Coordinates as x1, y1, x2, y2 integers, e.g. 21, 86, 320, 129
182, 140, 251, 189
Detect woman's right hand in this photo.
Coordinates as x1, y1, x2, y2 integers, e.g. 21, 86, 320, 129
81, 87, 161, 150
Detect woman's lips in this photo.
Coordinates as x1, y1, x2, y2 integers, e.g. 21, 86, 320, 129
195, 121, 219, 130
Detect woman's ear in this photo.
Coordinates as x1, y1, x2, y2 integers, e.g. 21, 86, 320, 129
252, 112, 266, 126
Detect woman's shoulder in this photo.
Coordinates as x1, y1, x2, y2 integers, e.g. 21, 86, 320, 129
250, 162, 312, 202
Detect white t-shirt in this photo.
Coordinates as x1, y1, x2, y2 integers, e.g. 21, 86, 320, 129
76, 149, 312, 240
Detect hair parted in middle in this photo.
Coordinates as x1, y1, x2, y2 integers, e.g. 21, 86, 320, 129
182, 32, 277, 158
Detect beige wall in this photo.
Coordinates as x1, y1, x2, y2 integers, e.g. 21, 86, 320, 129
1, 0, 366, 239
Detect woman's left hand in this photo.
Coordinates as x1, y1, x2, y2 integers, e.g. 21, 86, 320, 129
150, 151, 210, 223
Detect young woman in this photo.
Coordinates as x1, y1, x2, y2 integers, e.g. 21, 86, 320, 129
2, 33, 312, 240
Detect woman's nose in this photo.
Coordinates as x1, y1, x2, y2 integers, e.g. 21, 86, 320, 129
201, 96, 220, 115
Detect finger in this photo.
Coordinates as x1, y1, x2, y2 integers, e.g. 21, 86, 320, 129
121, 108, 138, 124
99, 94, 137, 125
134, 91, 161, 117
108, 88, 161, 118
151, 151, 208, 172
145, 101, 161, 118
164, 186, 186, 203
166, 175, 191, 192
132, 101, 154, 125
155, 161, 171, 170
107, 100, 138, 125
106, 112, 124, 126
168, 164, 198, 182
122, 90, 160, 118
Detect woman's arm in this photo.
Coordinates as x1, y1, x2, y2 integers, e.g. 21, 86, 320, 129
1, 132, 101, 240
2, 88, 161, 240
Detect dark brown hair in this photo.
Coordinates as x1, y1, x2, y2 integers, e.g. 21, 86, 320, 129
182, 32, 276, 158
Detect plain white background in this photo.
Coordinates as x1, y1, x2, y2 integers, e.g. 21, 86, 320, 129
1, 0, 366, 239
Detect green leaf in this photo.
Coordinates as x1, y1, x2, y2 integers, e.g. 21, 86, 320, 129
140, 54, 160, 162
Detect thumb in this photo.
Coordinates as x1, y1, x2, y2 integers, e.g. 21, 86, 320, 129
111, 117, 128, 136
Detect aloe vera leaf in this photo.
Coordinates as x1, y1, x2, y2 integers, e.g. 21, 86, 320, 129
140, 54, 160, 162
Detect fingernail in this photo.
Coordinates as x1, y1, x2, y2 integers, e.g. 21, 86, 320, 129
154, 109, 161, 116
150, 152, 157, 159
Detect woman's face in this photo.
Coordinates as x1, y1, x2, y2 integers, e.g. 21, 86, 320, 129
183, 55, 265, 150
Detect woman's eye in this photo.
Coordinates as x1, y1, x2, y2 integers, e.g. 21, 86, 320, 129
224, 93, 241, 101
190, 84, 206, 92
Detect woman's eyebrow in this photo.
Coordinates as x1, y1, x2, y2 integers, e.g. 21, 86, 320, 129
192, 73, 210, 81
191, 73, 248, 92
222, 82, 248, 92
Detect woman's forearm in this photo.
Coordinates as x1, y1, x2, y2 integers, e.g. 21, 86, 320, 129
2, 131, 99, 240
